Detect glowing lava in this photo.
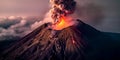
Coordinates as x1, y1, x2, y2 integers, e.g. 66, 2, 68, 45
53, 17, 69, 30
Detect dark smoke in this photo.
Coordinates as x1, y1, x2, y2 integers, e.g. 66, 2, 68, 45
50, 0, 76, 23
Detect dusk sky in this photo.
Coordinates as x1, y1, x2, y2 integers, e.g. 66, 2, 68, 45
0, 0, 120, 41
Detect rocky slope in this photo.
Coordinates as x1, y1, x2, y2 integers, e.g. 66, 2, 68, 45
0, 20, 120, 60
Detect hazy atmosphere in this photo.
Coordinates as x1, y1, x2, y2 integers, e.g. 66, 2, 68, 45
0, 0, 120, 41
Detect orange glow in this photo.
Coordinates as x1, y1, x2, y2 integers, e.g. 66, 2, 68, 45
57, 17, 66, 28
53, 17, 68, 30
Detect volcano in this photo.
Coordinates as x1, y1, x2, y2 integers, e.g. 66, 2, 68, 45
0, 19, 120, 60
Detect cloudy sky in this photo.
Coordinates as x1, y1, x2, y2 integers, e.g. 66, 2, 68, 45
0, 0, 120, 41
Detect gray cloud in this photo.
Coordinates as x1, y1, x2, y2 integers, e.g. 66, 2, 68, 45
0, 16, 43, 41
0, 17, 22, 28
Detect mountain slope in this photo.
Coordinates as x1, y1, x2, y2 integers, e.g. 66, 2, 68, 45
0, 20, 120, 60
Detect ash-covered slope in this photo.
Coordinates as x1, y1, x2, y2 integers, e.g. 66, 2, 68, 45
0, 20, 120, 60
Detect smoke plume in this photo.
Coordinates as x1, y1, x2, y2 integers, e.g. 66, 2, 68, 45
50, 0, 76, 23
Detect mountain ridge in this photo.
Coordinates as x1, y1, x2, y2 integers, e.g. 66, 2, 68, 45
0, 20, 120, 60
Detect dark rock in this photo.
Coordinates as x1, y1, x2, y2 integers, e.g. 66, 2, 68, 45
0, 20, 120, 60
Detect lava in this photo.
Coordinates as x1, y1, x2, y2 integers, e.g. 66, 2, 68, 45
50, 0, 76, 28
52, 16, 78, 30
52, 17, 68, 30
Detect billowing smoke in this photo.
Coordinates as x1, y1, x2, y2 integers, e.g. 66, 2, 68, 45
33, 0, 78, 31
50, 0, 76, 23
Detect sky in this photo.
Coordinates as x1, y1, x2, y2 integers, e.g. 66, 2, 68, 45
0, 0, 120, 41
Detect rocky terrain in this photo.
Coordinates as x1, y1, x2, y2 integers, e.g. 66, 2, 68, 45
0, 20, 120, 60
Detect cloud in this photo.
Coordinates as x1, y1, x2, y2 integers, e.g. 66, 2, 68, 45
0, 16, 43, 41
0, 16, 22, 28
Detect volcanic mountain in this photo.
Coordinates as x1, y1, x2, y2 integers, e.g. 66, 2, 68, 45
0, 20, 120, 60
